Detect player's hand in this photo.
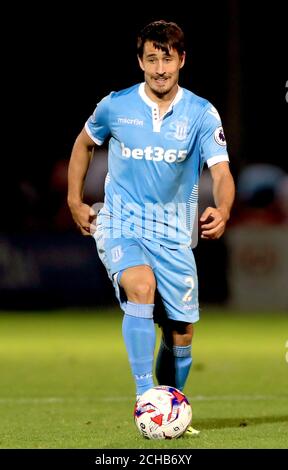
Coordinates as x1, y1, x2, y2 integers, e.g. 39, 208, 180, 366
69, 202, 97, 236
199, 207, 229, 239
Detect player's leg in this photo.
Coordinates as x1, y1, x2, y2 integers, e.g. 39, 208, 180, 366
153, 244, 199, 393
120, 265, 155, 303
155, 313, 200, 437
120, 265, 156, 397
156, 318, 193, 391
154, 290, 193, 391
154, 291, 176, 387
153, 245, 200, 435
93, 219, 157, 397
160, 320, 193, 392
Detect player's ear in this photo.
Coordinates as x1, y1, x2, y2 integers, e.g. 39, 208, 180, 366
179, 51, 186, 69
137, 55, 145, 71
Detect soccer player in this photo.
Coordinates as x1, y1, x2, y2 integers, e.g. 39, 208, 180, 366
67, 20, 235, 435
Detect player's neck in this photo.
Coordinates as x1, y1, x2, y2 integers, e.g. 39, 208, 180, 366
144, 84, 179, 116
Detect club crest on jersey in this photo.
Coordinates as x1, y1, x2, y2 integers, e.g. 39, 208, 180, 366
111, 245, 123, 263
165, 117, 189, 142
214, 126, 226, 146
174, 120, 188, 141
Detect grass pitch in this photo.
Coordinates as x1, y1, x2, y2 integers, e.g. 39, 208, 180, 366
0, 308, 287, 449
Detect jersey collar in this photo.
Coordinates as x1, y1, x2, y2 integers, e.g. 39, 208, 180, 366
138, 82, 183, 112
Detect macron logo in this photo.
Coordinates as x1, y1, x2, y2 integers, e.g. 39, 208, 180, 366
118, 117, 144, 126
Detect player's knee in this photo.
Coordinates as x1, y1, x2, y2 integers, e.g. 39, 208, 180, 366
177, 332, 193, 346
172, 323, 193, 346
129, 280, 156, 303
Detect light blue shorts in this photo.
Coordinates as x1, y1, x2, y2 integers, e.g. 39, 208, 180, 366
93, 216, 199, 324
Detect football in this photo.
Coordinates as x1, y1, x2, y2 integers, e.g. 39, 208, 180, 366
134, 386, 192, 439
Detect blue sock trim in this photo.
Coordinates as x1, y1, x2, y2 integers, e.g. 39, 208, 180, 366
125, 301, 154, 318
173, 345, 192, 358
135, 372, 153, 380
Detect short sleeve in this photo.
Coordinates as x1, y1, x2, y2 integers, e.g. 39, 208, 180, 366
199, 104, 229, 168
85, 93, 112, 145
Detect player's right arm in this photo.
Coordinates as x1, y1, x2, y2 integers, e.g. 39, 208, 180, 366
67, 127, 97, 236
68, 93, 111, 235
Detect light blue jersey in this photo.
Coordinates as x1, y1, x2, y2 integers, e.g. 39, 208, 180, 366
85, 83, 229, 247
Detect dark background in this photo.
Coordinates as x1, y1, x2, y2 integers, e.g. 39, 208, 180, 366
1, 1, 287, 308
5, 1, 287, 210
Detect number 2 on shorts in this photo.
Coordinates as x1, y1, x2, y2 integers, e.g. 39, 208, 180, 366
182, 276, 195, 302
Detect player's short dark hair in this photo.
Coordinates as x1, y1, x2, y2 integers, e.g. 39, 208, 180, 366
137, 20, 185, 58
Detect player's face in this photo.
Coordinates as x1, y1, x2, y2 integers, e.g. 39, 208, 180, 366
138, 41, 185, 99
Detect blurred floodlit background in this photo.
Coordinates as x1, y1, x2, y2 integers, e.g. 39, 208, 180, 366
1, 1, 287, 312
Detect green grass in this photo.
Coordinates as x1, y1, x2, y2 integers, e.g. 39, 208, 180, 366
0, 308, 287, 448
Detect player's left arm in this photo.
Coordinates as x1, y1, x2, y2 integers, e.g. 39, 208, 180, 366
200, 162, 235, 239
